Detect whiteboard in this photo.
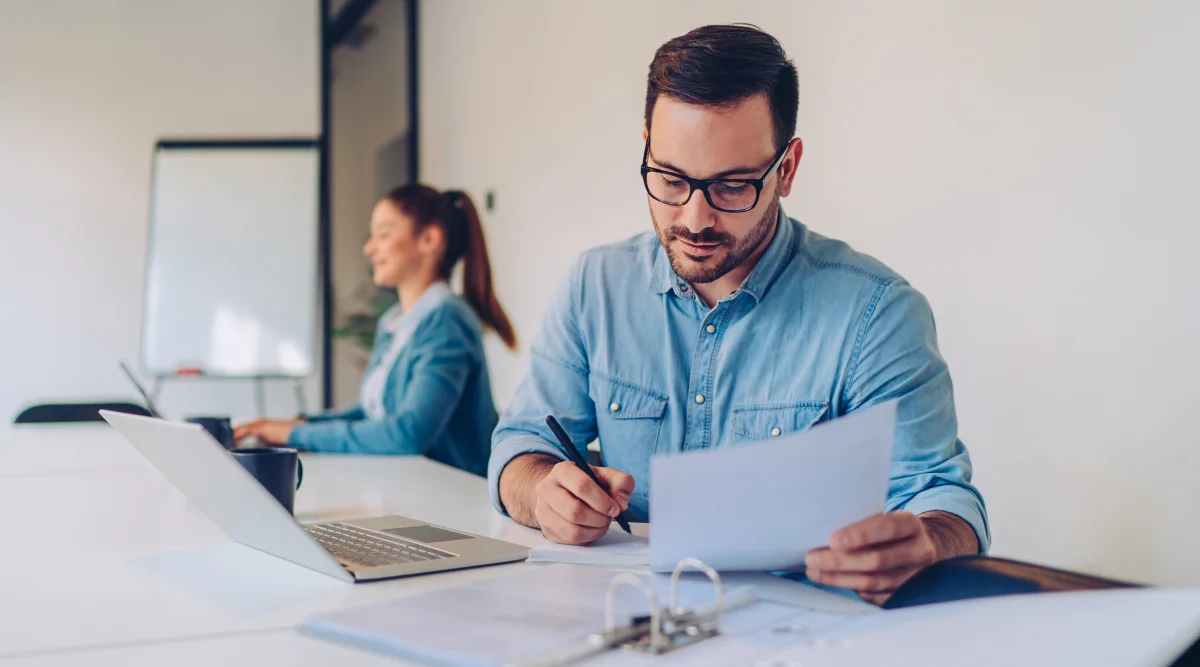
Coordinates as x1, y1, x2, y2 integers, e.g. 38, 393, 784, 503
142, 142, 320, 377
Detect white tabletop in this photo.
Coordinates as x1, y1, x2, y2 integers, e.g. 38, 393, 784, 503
4, 630, 402, 667
0, 423, 861, 665
0, 423, 152, 476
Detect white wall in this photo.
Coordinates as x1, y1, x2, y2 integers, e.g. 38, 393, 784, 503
0, 0, 320, 433
421, 0, 1200, 585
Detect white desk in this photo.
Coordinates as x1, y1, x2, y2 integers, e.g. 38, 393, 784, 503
0, 423, 862, 665
0, 423, 151, 476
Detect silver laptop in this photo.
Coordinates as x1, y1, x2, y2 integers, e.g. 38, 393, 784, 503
100, 411, 529, 583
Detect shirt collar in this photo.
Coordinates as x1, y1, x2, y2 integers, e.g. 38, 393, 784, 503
740, 206, 795, 302
649, 241, 676, 295
383, 281, 452, 333
648, 207, 796, 303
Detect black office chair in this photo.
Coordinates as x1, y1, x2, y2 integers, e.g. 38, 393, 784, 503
884, 554, 1140, 609
13, 402, 152, 424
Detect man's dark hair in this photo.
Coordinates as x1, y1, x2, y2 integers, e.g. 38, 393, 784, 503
645, 24, 799, 151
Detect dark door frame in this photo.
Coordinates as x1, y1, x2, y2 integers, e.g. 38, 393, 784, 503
319, 0, 419, 408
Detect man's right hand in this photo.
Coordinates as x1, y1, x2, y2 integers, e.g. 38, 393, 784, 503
499, 453, 635, 545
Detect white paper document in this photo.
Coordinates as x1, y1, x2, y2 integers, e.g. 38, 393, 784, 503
649, 400, 896, 572
527, 529, 650, 568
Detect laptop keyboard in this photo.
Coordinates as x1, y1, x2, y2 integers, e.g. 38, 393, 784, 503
306, 522, 455, 568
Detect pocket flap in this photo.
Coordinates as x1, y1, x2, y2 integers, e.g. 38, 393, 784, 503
731, 402, 828, 440
592, 376, 668, 420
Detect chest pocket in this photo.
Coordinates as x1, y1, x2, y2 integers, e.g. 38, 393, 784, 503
731, 401, 829, 442
590, 375, 669, 457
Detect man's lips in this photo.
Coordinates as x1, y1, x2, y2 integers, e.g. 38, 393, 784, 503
677, 239, 721, 256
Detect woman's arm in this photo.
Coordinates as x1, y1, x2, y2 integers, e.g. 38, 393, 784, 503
288, 305, 477, 454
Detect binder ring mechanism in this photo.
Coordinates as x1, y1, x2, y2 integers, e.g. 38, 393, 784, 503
601, 557, 725, 655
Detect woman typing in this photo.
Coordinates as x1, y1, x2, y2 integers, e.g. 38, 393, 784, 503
234, 185, 516, 477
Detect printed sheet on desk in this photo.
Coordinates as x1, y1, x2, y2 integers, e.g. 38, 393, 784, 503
527, 529, 651, 569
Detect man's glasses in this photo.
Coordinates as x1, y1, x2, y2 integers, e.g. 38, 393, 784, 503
640, 138, 789, 213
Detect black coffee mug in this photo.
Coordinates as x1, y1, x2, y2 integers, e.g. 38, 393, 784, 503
231, 448, 303, 514
187, 416, 234, 450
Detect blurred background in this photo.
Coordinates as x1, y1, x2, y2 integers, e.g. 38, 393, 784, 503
2, 0, 1198, 587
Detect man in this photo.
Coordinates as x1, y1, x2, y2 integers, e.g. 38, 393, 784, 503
489, 24, 988, 605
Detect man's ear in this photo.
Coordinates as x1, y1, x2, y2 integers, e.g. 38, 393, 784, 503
777, 138, 804, 199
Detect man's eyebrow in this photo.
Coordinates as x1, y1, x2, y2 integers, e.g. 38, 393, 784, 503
648, 152, 772, 180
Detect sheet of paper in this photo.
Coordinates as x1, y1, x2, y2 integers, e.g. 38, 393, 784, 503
754, 587, 1200, 667
303, 563, 769, 667
527, 529, 650, 568
650, 400, 896, 572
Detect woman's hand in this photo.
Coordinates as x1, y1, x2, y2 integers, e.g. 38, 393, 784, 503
233, 418, 304, 446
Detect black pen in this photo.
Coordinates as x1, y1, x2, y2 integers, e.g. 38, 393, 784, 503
544, 415, 633, 534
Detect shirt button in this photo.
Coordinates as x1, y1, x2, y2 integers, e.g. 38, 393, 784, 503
706, 324, 716, 334
695, 394, 705, 404
609, 402, 620, 413
771, 427, 782, 437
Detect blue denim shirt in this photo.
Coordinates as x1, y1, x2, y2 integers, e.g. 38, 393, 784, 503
489, 213, 990, 549
290, 294, 497, 477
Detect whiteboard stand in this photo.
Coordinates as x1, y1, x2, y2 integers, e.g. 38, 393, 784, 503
251, 376, 307, 417
151, 374, 309, 420
254, 377, 266, 418
292, 379, 309, 417
250, 376, 308, 417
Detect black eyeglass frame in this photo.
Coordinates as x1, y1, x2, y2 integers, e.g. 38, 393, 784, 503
640, 137, 790, 213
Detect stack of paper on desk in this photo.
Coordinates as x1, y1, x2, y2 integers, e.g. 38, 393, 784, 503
527, 529, 650, 568
650, 400, 896, 572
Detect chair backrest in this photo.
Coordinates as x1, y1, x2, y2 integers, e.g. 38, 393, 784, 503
14, 402, 153, 424
884, 555, 1140, 609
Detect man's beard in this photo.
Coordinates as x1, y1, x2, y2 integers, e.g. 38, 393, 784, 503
653, 194, 780, 285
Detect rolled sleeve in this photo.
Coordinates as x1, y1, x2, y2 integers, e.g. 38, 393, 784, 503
900, 484, 990, 551
844, 279, 991, 553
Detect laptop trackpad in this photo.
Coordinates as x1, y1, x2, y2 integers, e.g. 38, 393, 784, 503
383, 525, 475, 543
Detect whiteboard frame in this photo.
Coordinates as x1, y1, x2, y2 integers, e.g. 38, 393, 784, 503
140, 138, 322, 380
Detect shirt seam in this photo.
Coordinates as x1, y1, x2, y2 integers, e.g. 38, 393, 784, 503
732, 400, 830, 413
840, 279, 896, 409
571, 256, 593, 369
530, 347, 589, 379
795, 246, 892, 286
589, 369, 669, 401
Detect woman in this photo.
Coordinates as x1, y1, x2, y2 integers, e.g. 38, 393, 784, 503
234, 184, 517, 477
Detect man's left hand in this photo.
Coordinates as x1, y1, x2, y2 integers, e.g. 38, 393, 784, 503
233, 419, 303, 446
805, 511, 978, 606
